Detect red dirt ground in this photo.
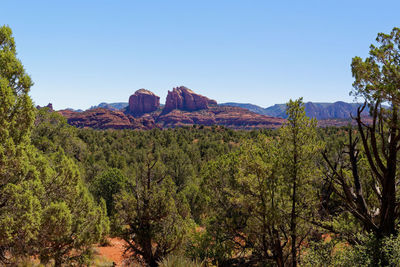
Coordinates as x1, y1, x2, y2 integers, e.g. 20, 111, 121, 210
95, 238, 132, 266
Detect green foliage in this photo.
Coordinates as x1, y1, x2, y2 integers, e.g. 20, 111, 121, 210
0, 181, 42, 258
0, 24, 41, 263
8, 24, 400, 266
351, 27, 400, 105
279, 98, 323, 265
36, 150, 110, 265
197, 99, 322, 266
0, 25, 36, 188
313, 27, 400, 266
32, 108, 87, 160
91, 168, 128, 217
0, 25, 109, 265
114, 149, 193, 266
301, 233, 400, 267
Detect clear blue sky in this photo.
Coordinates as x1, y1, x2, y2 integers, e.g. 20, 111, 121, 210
1, 0, 400, 110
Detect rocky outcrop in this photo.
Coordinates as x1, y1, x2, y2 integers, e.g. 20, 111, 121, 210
58, 106, 285, 130
158, 109, 217, 127
128, 89, 160, 116
58, 108, 157, 130
37, 103, 54, 111
163, 86, 217, 113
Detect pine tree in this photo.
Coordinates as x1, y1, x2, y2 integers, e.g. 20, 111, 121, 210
279, 98, 321, 267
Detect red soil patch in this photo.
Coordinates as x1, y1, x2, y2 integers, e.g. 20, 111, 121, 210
95, 238, 131, 266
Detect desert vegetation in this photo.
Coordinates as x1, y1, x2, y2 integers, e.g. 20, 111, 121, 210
3, 24, 400, 266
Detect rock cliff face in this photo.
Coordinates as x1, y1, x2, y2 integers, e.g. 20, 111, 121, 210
128, 89, 160, 116
163, 86, 217, 113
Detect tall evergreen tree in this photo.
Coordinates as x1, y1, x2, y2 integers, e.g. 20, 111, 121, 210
0, 24, 40, 263
279, 98, 321, 267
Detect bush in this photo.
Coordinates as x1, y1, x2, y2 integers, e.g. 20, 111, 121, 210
301, 233, 400, 266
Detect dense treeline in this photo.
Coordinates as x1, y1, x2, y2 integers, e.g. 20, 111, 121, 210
32, 103, 325, 266
3, 24, 400, 266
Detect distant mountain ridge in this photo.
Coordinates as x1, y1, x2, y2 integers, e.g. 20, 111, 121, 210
90, 102, 128, 111
220, 103, 269, 115
220, 101, 369, 120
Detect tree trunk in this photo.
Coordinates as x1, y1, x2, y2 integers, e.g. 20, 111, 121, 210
273, 228, 285, 267
54, 256, 62, 267
149, 257, 158, 267
142, 223, 154, 267
378, 106, 398, 238
290, 176, 297, 267
290, 131, 298, 267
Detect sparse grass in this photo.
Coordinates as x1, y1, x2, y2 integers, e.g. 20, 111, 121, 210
9, 258, 45, 267
91, 255, 115, 267
158, 254, 204, 267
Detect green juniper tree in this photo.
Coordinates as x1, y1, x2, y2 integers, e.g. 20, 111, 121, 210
0, 24, 41, 263
36, 150, 109, 266
114, 148, 192, 267
91, 167, 128, 217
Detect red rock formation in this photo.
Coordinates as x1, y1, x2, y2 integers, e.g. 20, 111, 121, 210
58, 108, 157, 130
158, 109, 217, 127
157, 106, 285, 129
128, 89, 160, 116
211, 106, 284, 128
58, 87, 287, 130
59, 106, 285, 130
58, 106, 372, 130
163, 86, 217, 113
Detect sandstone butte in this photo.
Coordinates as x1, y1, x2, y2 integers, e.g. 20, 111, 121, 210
163, 86, 217, 113
128, 89, 160, 117
58, 87, 286, 130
